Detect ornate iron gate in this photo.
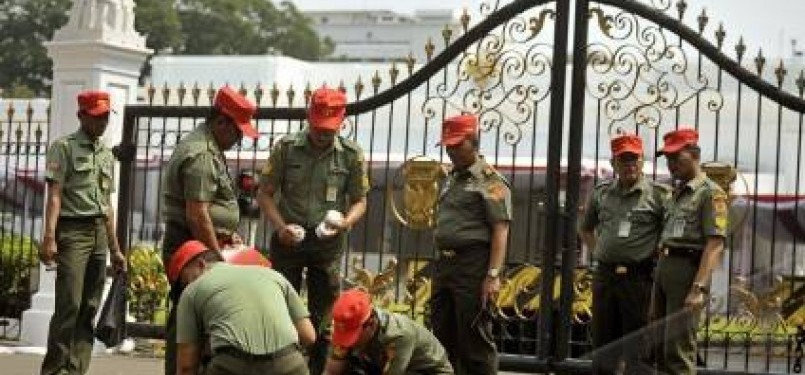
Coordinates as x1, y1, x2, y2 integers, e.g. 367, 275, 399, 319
117, 0, 805, 373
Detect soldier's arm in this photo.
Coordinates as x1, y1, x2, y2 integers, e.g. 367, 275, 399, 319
322, 353, 348, 375
383, 338, 416, 375
257, 142, 289, 230
41, 142, 66, 265
104, 206, 127, 272
283, 277, 316, 346
182, 153, 222, 252
176, 343, 201, 375
692, 190, 727, 291
342, 148, 369, 229
176, 290, 201, 375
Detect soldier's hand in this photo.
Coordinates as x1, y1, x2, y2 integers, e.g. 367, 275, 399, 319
481, 275, 501, 307
111, 250, 127, 273
39, 236, 57, 267
684, 290, 705, 310
277, 225, 298, 247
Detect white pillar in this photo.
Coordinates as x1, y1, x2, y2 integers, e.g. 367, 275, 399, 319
20, 0, 150, 349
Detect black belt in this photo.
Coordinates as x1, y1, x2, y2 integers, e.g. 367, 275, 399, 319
215, 343, 299, 361
438, 243, 489, 258
662, 246, 701, 259
58, 215, 105, 223
597, 258, 655, 276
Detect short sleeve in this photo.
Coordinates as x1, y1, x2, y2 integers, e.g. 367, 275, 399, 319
282, 276, 310, 322
702, 189, 728, 238
260, 141, 285, 189
181, 153, 218, 201
176, 287, 200, 344
482, 179, 512, 224
384, 337, 416, 375
346, 147, 370, 201
45, 141, 68, 184
580, 190, 599, 232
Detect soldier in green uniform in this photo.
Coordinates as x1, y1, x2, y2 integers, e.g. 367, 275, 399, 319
431, 114, 512, 375
161, 86, 258, 375
257, 87, 369, 374
40, 90, 127, 375
579, 133, 669, 375
652, 128, 727, 375
169, 240, 316, 375
323, 288, 454, 375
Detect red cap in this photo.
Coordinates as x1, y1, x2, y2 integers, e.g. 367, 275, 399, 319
77, 90, 111, 116
167, 240, 209, 283
657, 128, 699, 156
214, 87, 258, 139
308, 88, 346, 131
331, 288, 372, 348
439, 114, 478, 146
610, 134, 643, 156
223, 247, 272, 268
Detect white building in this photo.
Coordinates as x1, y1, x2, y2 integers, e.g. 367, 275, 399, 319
304, 9, 461, 62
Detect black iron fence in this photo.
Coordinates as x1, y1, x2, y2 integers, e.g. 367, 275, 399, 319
114, 0, 805, 373
0, 99, 48, 339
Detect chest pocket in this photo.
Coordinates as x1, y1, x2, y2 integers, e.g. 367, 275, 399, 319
284, 163, 306, 190
327, 167, 349, 196
68, 152, 96, 189
630, 210, 657, 224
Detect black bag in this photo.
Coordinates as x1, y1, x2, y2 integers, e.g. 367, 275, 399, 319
95, 272, 127, 347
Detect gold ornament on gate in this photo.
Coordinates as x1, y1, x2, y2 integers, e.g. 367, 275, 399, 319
387, 156, 446, 230
701, 161, 750, 233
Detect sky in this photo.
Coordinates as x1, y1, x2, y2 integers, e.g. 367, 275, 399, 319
289, 0, 805, 59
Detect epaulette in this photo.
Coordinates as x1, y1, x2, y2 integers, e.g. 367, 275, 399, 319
339, 136, 363, 153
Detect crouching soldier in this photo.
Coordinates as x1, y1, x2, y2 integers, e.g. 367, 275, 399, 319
323, 288, 454, 375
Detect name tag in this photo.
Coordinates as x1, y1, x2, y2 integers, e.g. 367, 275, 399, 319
617, 220, 631, 238
326, 185, 337, 202
672, 218, 686, 237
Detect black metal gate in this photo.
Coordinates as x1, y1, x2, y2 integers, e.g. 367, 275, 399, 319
117, 0, 805, 373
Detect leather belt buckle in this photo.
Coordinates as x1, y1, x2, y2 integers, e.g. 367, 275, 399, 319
441, 249, 456, 258
615, 266, 628, 275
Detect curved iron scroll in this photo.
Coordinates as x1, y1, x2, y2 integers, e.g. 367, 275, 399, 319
594, 0, 805, 113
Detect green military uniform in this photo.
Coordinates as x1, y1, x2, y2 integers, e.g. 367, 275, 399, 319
580, 177, 669, 374
653, 173, 727, 374
42, 129, 115, 375
431, 157, 512, 375
177, 263, 310, 375
161, 123, 240, 375
260, 129, 369, 372
331, 309, 454, 375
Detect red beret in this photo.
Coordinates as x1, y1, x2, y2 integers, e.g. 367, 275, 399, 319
611, 134, 643, 156
331, 289, 372, 348
214, 87, 258, 139
439, 114, 478, 146
77, 90, 111, 116
657, 128, 698, 156
167, 240, 209, 283
308, 88, 346, 131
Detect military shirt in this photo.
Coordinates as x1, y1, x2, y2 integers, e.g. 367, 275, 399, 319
177, 263, 310, 354
332, 309, 453, 375
260, 130, 369, 228
162, 123, 239, 234
45, 129, 115, 217
660, 173, 728, 250
581, 177, 669, 263
434, 157, 512, 249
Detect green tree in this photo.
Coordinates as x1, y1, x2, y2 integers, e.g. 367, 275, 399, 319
0, 0, 71, 97
0, 0, 333, 96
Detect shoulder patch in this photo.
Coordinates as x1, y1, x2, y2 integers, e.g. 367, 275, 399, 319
712, 192, 729, 231
486, 181, 508, 201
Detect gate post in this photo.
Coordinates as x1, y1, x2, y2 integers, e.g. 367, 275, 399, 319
20, 0, 150, 349
538, 0, 572, 361
556, 0, 591, 360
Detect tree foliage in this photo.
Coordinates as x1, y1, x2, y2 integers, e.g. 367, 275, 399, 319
0, 0, 333, 96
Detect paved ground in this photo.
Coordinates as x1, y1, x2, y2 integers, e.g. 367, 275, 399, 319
0, 352, 535, 375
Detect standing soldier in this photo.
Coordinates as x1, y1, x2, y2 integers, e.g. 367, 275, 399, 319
40, 90, 127, 375
161, 86, 258, 374
579, 133, 668, 374
431, 114, 512, 375
169, 240, 316, 375
257, 87, 369, 374
323, 288, 454, 375
652, 128, 727, 374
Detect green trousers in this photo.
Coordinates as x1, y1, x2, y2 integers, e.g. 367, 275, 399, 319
41, 218, 108, 375
269, 231, 342, 375
430, 245, 497, 375
651, 254, 702, 375
204, 350, 308, 375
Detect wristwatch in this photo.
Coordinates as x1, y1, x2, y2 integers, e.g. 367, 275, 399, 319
487, 268, 500, 278
692, 281, 709, 295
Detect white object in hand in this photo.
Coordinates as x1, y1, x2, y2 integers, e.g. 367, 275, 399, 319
287, 224, 306, 243
316, 210, 344, 238
324, 210, 345, 227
